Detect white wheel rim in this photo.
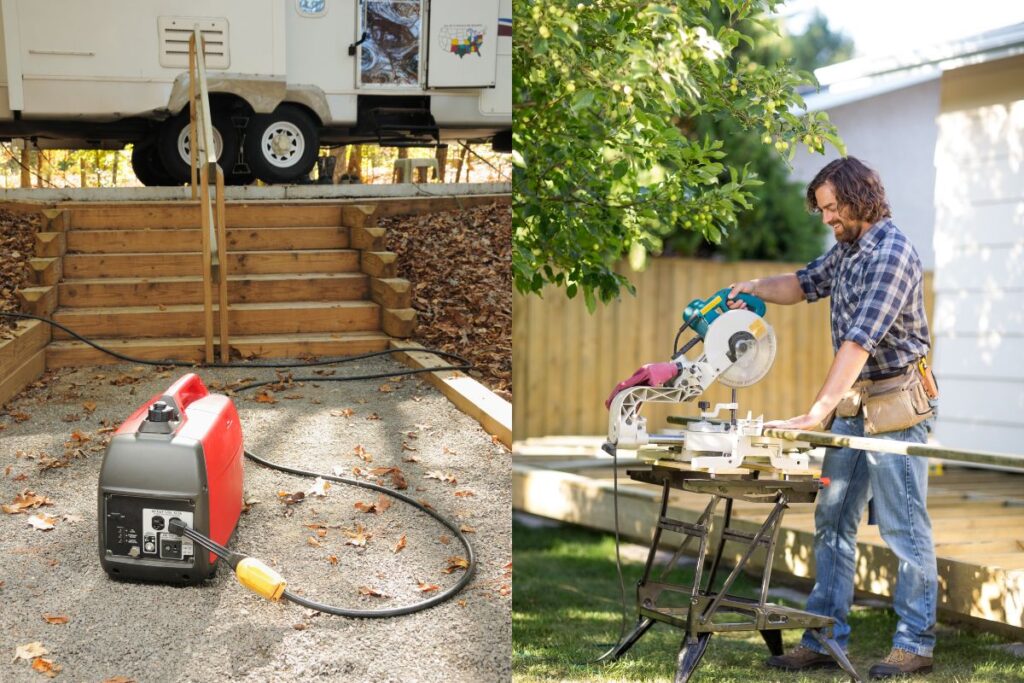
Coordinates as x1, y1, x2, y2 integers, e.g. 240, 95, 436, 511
260, 121, 305, 168
177, 125, 223, 163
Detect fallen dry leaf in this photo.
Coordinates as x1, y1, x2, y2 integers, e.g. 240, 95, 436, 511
82, 400, 97, 413
460, 524, 477, 534
444, 556, 470, 573
327, 555, 338, 565
393, 533, 407, 553
3, 490, 55, 514
377, 383, 394, 393
358, 586, 387, 597
417, 580, 440, 593
352, 444, 372, 463
254, 390, 277, 404
292, 623, 307, 631
27, 515, 56, 531
31, 657, 61, 677
370, 466, 407, 490
69, 430, 90, 443
366, 412, 381, 421
458, 599, 467, 607
13, 642, 47, 663
306, 477, 331, 497
101, 677, 135, 683
454, 490, 475, 498
425, 471, 458, 485
439, 534, 451, 545
354, 494, 393, 514
403, 455, 421, 463
344, 523, 371, 547
401, 442, 418, 452
41, 614, 69, 625
306, 536, 322, 548
499, 584, 511, 596
330, 408, 355, 418
11, 410, 31, 422
277, 491, 306, 506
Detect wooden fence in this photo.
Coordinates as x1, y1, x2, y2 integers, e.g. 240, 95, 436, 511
513, 258, 934, 440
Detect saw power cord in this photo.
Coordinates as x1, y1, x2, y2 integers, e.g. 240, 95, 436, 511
2, 311, 478, 617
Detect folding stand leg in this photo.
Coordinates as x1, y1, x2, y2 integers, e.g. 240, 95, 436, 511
674, 632, 712, 683
759, 629, 783, 656
607, 617, 654, 661
809, 629, 862, 683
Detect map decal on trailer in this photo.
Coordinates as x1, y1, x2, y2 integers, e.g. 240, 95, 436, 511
441, 25, 485, 58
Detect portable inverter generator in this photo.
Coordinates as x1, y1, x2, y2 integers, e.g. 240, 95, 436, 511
98, 373, 244, 584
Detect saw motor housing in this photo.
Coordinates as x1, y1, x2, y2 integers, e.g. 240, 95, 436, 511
98, 373, 244, 584
608, 291, 811, 472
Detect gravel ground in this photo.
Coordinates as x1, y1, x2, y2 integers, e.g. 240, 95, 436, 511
0, 358, 511, 682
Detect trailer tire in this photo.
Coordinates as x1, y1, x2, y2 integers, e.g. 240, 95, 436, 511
157, 110, 240, 185
131, 139, 176, 186
244, 104, 319, 184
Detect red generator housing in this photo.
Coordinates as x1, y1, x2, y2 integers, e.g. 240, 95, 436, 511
98, 373, 244, 584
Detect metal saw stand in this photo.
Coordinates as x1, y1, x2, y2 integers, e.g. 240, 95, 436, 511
607, 465, 861, 682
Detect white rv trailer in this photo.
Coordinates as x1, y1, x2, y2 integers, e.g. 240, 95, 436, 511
0, 0, 511, 184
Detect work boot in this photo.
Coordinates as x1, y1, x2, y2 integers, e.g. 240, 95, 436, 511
766, 644, 839, 671
868, 648, 933, 679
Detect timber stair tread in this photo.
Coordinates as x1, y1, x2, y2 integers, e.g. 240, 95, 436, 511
51, 300, 381, 340
46, 331, 392, 367
66, 226, 350, 253
63, 249, 360, 277
58, 272, 369, 306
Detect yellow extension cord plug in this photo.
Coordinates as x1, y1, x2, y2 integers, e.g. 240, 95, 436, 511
235, 557, 287, 601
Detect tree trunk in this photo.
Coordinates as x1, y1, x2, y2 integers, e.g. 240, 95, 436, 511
454, 145, 469, 183
111, 150, 119, 186
20, 146, 31, 188
80, 155, 89, 188
435, 145, 448, 183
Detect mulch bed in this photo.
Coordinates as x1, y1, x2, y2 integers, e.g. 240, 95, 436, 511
383, 202, 512, 400
0, 209, 41, 336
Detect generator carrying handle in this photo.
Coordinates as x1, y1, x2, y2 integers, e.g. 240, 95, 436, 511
159, 373, 210, 416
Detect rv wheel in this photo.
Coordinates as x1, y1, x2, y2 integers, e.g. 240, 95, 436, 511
244, 104, 319, 184
131, 139, 176, 186
157, 110, 240, 185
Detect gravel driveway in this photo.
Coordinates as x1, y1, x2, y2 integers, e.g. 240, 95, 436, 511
0, 358, 511, 682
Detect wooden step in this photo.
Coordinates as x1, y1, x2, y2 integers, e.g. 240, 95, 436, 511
59, 273, 369, 307
45, 331, 391, 367
63, 250, 359, 278
66, 226, 350, 253
68, 203, 344, 229
52, 301, 381, 340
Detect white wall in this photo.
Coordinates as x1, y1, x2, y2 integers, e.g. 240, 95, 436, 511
932, 99, 1024, 458
789, 79, 941, 270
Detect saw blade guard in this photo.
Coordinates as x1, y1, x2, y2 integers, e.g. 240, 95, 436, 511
703, 309, 777, 387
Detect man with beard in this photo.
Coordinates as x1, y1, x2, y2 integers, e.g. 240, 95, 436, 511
727, 157, 937, 679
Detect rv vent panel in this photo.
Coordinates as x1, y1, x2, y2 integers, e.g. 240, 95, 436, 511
158, 17, 230, 69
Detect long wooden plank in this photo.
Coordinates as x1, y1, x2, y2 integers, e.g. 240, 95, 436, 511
66, 226, 351, 253
52, 301, 381, 340
512, 463, 1024, 633
63, 250, 360, 278
58, 273, 369, 307
390, 339, 511, 447
45, 331, 391, 368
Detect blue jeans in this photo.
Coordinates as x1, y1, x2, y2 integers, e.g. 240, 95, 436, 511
800, 413, 938, 657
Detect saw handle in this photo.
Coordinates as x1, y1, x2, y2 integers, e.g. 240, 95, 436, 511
718, 287, 766, 316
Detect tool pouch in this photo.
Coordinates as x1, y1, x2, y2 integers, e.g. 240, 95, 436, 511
835, 388, 863, 418
862, 367, 934, 435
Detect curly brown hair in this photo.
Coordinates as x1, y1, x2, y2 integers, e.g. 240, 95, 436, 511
806, 157, 891, 224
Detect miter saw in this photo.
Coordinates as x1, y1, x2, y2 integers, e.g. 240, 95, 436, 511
606, 288, 812, 472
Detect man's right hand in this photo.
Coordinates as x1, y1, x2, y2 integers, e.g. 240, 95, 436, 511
727, 281, 757, 309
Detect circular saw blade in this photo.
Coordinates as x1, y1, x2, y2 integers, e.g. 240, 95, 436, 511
704, 310, 777, 388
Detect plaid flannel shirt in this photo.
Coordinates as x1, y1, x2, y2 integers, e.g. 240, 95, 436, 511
795, 218, 930, 380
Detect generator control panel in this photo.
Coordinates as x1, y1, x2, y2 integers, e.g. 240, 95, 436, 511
103, 494, 195, 562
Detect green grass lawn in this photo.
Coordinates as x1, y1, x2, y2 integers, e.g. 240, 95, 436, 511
512, 520, 1024, 682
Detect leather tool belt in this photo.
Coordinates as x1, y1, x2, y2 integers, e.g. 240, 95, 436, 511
835, 360, 938, 436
